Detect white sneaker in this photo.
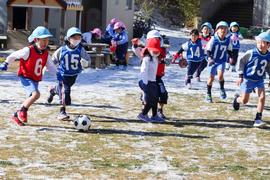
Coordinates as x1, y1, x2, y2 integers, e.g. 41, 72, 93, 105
225, 63, 230, 70
58, 112, 70, 121
253, 119, 265, 127
231, 66, 236, 72
186, 83, 192, 89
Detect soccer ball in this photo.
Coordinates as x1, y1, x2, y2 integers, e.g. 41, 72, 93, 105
74, 115, 91, 132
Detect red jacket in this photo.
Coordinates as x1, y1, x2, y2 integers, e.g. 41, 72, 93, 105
156, 47, 166, 77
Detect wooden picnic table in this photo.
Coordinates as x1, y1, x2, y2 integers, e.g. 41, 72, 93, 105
84, 43, 110, 69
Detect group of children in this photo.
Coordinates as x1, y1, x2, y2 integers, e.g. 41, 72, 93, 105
0, 20, 270, 128
171, 21, 270, 127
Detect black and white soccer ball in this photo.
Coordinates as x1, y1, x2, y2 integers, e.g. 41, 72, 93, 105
74, 115, 91, 132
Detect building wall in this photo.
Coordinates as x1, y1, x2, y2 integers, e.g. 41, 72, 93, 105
253, 0, 270, 27
105, 0, 134, 39
0, 0, 8, 34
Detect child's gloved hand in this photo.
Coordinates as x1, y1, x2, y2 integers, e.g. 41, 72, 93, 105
0, 62, 8, 71
56, 72, 63, 81
173, 53, 180, 61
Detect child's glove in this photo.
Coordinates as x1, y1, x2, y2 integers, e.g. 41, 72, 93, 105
173, 53, 180, 61
231, 34, 239, 41
0, 62, 8, 71
56, 72, 63, 81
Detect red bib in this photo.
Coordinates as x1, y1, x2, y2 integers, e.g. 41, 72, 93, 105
18, 45, 48, 81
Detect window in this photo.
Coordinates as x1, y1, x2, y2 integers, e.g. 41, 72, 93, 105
126, 0, 132, 10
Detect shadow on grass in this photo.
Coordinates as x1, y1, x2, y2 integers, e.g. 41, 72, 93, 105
85, 114, 270, 130
0, 99, 121, 109
28, 124, 208, 139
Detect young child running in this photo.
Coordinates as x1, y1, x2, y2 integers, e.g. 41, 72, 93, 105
233, 30, 270, 127
0, 26, 57, 126
205, 21, 233, 102
226, 22, 243, 72
137, 38, 164, 122
195, 22, 213, 82
174, 29, 205, 88
47, 27, 90, 120
132, 30, 169, 119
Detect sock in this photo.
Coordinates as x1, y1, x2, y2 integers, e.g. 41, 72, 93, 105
255, 112, 262, 120
219, 80, 225, 90
207, 85, 212, 95
60, 106, 66, 113
20, 106, 28, 112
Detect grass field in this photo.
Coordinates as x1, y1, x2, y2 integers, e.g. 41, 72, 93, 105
0, 83, 269, 179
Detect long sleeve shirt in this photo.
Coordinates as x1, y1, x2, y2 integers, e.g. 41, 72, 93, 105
140, 55, 158, 84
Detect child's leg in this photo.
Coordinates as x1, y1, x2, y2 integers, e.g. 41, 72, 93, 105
237, 93, 250, 104
256, 88, 265, 115
196, 58, 207, 79
22, 90, 40, 109
217, 70, 225, 90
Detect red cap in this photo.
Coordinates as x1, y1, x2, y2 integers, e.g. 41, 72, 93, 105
146, 38, 161, 53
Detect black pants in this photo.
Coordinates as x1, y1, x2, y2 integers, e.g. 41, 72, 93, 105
115, 42, 128, 66
56, 75, 77, 105
230, 49, 239, 66
186, 61, 201, 84
196, 58, 207, 77
156, 77, 168, 104
139, 81, 159, 116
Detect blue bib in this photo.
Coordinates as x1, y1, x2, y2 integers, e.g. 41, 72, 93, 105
186, 39, 204, 62
244, 49, 270, 81
230, 32, 241, 49
211, 35, 231, 63
59, 45, 83, 76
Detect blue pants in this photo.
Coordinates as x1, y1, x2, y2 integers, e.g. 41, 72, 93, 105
115, 42, 128, 66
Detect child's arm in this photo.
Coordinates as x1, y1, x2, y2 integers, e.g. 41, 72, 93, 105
140, 57, 149, 85
173, 42, 187, 61
44, 55, 57, 76
80, 47, 91, 66
236, 50, 252, 86
0, 47, 30, 71
206, 37, 215, 64
116, 32, 128, 45
51, 48, 62, 65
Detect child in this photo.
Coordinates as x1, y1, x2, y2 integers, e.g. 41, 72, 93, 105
233, 30, 270, 127
195, 22, 213, 82
47, 27, 90, 120
174, 29, 205, 89
0, 26, 57, 126
137, 38, 164, 122
104, 18, 119, 45
133, 30, 169, 119
112, 21, 128, 70
205, 21, 233, 103
82, 28, 102, 44
226, 22, 243, 72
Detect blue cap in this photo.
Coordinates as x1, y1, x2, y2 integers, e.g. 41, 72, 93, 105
201, 22, 212, 30
255, 31, 270, 43
216, 21, 229, 29
230, 22, 239, 28
28, 26, 52, 43
66, 27, 82, 39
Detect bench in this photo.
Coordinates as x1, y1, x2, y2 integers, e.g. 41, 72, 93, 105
89, 53, 105, 69
0, 35, 7, 50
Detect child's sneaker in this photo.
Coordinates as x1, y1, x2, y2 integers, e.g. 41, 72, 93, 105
137, 113, 152, 123
11, 112, 25, 126
225, 63, 230, 70
205, 94, 213, 103
231, 66, 236, 72
253, 119, 265, 127
220, 89, 227, 100
157, 109, 166, 119
151, 115, 165, 122
196, 77, 201, 82
47, 87, 56, 104
186, 83, 192, 89
57, 111, 70, 121
232, 93, 240, 110
17, 110, 27, 123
